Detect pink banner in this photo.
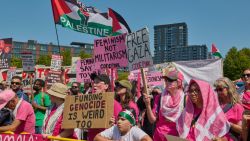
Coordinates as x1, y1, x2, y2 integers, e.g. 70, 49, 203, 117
94, 34, 128, 70
76, 58, 95, 83
0, 134, 44, 141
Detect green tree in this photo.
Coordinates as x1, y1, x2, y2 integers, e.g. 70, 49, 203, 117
61, 49, 71, 66
224, 47, 250, 80
36, 54, 51, 66
78, 50, 92, 59
11, 56, 22, 68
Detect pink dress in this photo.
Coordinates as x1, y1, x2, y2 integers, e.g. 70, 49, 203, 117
223, 103, 244, 141
15, 100, 35, 134
152, 95, 179, 141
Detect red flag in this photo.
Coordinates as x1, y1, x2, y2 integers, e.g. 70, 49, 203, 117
211, 43, 218, 53
51, 0, 72, 24
108, 8, 131, 33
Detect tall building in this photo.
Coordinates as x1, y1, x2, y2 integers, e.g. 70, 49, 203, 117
154, 23, 188, 63
12, 40, 93, 61
153, 22, 208, 63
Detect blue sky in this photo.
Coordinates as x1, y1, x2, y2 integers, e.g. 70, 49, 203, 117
0, 0, 249, 57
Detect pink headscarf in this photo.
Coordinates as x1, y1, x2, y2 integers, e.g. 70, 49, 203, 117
177, 79, 230, 141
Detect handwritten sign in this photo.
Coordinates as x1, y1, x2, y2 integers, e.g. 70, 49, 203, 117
94, 34, 128, 70
51, 55, 63, 70
46, 70, 62, 88
76, 58, 95, 83
62, 92, 114, 129
22, 53, 35, 72
126, 28, 153, 71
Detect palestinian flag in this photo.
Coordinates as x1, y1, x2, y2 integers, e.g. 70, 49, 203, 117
51, 0, 131, 37
211, 44, 222, 58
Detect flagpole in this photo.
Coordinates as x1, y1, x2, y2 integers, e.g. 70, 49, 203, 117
54, 24, 61, 55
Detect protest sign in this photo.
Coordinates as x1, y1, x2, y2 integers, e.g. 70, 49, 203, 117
94, 34, 128, 70
0, 133, 44, 141
76, 58, 95, 83
46, 70, 62, 88
165, 135, 188, 141
126, 27, 153, 71
62, 92, 114, 129
51, 55, 63, 70
22, 53, 35, 72
7, 67, 16, 83
0, 38, 12, 69
69, 57, 80, 74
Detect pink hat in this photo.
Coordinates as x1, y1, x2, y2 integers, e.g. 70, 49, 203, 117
0, 90, 16, 110
163, 69, 184, 81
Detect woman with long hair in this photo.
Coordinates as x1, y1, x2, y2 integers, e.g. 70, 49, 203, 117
115, 80, 139, 121
214, 77, 244, 141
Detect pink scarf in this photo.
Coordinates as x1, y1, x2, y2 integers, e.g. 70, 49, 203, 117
177, 79, 230, 141
160, 89, 184, 122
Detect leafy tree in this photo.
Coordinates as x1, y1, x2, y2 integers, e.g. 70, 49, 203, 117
224, 47, 250, 80
36, 54, 51, 66
78, 50, 92, 59
11, 56, 22, 68
61, 49, 72, 66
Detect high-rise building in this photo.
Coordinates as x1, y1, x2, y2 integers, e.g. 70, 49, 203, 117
154, 23, 188, 63
153, 22, 208, 63
12, 40, 93, 61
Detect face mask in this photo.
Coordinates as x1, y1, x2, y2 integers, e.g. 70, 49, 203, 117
33, 86, 40, 91
70, 88, 78, 95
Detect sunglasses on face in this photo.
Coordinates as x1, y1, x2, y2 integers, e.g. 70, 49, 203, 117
11, 82, 21, 85
215, 87, 227, 92
71, 86, 79, 89
163, 77, 176, 83
188, 89, 200, 94
242, 73, 250, 78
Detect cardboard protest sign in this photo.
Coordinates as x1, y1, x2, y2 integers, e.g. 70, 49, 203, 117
94, 34, 128, 70
51, 55, 63, 70
46, 70, 62, 88
76, 58, 95, 83
22, 53, 35, 72
0, 38, 12, 69
126, 27, 153, 71
62, 92, 114, 129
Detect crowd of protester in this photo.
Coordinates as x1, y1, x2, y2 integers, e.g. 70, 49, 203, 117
0, 68, 249, 141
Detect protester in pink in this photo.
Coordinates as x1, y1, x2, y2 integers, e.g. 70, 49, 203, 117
177, 79, 230, 141
115, 80, 139, 121
241, 68, 250, 110
214, 77, 244, 141
143, 68, 184, 141
42, 83, 75, 138
0, 89, 35, 134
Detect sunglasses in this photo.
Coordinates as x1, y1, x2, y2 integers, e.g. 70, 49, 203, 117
188, 89, 200, 94
242, 73, 250, 78
71, 86, 79, 89
163, 77, 176, 83
11, 82, 21, 85
215, 87, 226, 92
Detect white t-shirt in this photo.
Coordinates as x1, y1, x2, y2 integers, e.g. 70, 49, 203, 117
100, 125, 147, 141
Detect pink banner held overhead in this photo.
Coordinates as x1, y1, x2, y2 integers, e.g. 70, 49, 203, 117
94, 33, 128, 70
76, 58, 95, 83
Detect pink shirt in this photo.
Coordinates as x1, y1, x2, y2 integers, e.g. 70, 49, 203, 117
223, 103, 244, 141
186, 107, 202, 141
15, 100, 35, 134
242, 91, 250, 110
128, 101, 139, 122
152, 95, 179, 141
